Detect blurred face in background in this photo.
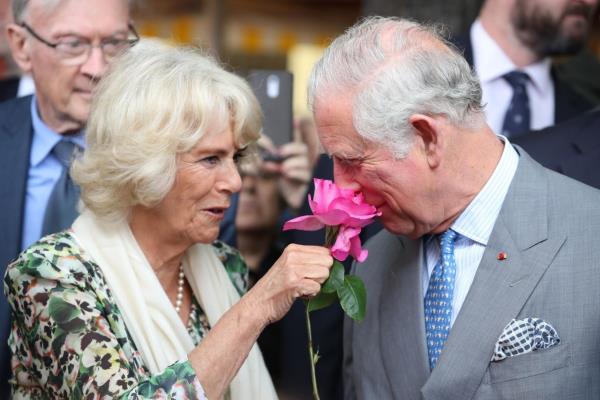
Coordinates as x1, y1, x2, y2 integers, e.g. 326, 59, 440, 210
7, 0, 130, 132
511, 0, 599, 56
236, 153, 283, 233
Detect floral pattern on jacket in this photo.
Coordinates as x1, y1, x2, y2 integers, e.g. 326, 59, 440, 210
3, 231, 249, 399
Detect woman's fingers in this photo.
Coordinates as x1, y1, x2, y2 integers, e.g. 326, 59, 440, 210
247, 244, 334, 323
298, 264, 331, 283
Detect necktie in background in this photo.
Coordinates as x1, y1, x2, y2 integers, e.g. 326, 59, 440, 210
424, 229, 458, 370
501, 71, 531, 138
41, 139, 80, 236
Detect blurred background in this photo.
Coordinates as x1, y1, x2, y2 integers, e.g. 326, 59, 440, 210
2, 0, 599, 111
0, 0, 489, 119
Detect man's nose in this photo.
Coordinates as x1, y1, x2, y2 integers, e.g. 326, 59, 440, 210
80, 46, 109, 79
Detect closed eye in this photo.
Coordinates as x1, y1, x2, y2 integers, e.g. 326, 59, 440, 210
198, 155, 220, 167
333, 155, 361, 169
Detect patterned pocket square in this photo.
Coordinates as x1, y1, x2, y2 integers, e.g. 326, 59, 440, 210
491, 317, 560, 362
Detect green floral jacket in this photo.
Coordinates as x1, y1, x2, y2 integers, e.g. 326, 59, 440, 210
3, 231, 249, 399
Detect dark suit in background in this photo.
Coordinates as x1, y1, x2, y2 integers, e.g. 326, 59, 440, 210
0, 95, 33, 399
513, 108, 600, 190
0, 76, 20, 103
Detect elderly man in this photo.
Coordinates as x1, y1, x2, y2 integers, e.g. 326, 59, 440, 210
0, 0, 135, 396
454, 0, 597, 138
309, 17, 600, 399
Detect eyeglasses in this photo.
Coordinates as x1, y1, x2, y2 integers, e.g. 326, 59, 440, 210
20, 22, 140, 65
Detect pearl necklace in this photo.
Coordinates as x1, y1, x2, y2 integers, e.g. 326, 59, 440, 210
173, 265, 196, 329
174, 264, 185, 313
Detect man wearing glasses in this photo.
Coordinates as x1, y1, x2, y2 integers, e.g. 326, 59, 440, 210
0, 0, 137, 396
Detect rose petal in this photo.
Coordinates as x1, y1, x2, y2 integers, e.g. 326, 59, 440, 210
349, 234, 368, 262
312, 179, 342, 211
283, 215, 324, 231
331, 226, 362, 261
315, 209, 355, 226
329, 197, 380, 226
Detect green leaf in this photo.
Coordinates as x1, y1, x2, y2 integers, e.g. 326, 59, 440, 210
337, 275, 367, 322
48, 297, 79, 324
51, 329, 67, 357
307, 291, 338, 313
321, 260, 344, 293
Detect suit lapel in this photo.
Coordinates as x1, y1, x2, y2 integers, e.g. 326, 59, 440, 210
422, 153, 566, 399
0, 96, 33, 269
379, 234, 430, 399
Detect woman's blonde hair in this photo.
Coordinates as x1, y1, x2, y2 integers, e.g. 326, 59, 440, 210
72, 39, 262, 222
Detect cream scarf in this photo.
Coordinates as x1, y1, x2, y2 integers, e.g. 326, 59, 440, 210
71, 209, 277, 400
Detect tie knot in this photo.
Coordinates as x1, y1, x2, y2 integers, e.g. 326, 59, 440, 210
52, 140, 78, 168
503, 71, 529, 89
439, 229, 458, 254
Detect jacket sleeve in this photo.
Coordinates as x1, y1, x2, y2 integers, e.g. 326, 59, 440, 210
4, 238, 207, 399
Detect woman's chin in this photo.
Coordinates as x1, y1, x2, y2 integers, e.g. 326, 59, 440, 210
187, 226, 220, 245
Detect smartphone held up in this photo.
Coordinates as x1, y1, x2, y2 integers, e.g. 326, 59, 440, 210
247, 70, 294, 158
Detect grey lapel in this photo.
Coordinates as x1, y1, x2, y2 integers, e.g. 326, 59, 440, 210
379, 234, 430, 399
421, 152, 566, 400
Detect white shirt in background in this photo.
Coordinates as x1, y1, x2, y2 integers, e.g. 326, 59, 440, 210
470, 19, 555, 134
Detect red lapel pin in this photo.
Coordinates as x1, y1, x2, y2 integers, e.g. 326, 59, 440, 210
497, 252, 508, 261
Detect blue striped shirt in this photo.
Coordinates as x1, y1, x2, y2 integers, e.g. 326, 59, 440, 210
422, 136, 519, 326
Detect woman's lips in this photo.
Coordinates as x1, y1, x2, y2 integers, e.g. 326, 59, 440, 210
203, 207, 228, 218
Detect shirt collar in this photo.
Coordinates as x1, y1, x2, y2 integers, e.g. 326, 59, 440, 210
470, 20, 552, 96
450, 135, 519, 246
30, 95, 86, 167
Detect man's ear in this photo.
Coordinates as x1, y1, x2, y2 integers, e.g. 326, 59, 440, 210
408, 114, 442, 168
6, 23, 33, 73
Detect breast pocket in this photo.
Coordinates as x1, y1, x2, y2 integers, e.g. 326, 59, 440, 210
486, 343, 571, 384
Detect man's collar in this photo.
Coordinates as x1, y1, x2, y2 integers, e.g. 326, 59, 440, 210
450, 135, 520, 246
29, 95, 85, 167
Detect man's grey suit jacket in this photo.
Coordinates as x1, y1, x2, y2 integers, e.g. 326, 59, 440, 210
343, 148, 600, 399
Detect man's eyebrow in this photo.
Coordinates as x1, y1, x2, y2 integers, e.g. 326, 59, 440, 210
52, 29, 129, 38
331, 152, 363, 162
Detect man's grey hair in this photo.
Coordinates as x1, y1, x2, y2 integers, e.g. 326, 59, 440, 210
12, 0, 131, 22
308, 17, 485, 158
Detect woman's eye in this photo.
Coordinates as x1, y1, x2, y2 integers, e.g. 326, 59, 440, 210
199, 156, 220, 166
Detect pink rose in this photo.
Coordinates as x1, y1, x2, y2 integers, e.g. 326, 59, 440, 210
283, 179, 381, 262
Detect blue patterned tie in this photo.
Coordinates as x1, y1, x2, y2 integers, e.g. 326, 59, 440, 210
501, 71, 530, 138
424, 229, 458, 370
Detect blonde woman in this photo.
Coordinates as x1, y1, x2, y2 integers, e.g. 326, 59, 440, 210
4, 40, 332, 399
